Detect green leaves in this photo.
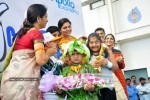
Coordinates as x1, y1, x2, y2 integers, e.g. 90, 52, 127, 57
63, 39, 90, 63
68, 39, 85, 56
64, 87, 99, 100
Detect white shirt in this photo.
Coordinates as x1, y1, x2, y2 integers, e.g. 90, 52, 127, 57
89, 55, 113, 77
89, 55, 114, 88
136, 84, 150, 100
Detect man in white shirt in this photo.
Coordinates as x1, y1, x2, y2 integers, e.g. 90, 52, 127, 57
136, 77, 150, 100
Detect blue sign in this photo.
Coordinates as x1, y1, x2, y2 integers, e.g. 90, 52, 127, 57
51, 0, 79, 15
128, 7, 142, 24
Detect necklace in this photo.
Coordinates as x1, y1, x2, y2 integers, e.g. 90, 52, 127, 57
70, 64, 82, 73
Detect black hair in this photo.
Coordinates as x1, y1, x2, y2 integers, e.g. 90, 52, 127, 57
95, 27, 105, 34
105, 33, 116, 42
18, 4, 47, 38
148, 77, 150, 80
58, 18, 71, 29
126, 78, 131, 81
87, 33, 108, 58
46, 26, 60, 34
139, 77, 146, 81
131, 75, 136, 79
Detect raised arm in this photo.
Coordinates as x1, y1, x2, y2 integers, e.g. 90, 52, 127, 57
34, 42, 57, 66
107, 48, 119, 71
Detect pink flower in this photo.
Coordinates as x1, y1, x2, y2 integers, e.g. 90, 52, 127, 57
54, 73, 111, 91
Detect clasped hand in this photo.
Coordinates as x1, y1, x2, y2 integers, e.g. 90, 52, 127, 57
84, 82, 96, 92
92, 58, 108, 68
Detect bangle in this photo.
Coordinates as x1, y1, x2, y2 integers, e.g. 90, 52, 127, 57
35, 48, 45, 52
106, 60, 113, 69
34, 39, 44, 44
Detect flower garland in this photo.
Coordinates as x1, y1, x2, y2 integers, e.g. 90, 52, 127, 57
95, 44, 105, 73
70, 64, 82, 73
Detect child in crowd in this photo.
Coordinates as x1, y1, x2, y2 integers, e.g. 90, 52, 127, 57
40, 32, 64, 100
62, 40, 95, 76
87, 33, 118, 100
46, 26, 62, 59
41, 32, 63, 76
55, 40, 101, 100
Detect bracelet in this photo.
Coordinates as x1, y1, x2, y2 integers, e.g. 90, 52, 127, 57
35, 48, 45, 52
106, 60, 113, 69
34, 39, 44, 44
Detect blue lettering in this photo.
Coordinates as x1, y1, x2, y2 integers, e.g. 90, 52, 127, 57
70, 1, 75, 9
63, 0, 68, 6
56, 0, 62, 8
6, 26, 16, 47
56, 0, 75, 9
54, 0, 78, 14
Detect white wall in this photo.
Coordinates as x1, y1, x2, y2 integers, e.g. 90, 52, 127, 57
120, 37, 150, 76
112, 0, 150, 42
113, 0, 150, 33
82, 5, 111, 36
113, 0, 150, 77
81, 0, 150, 77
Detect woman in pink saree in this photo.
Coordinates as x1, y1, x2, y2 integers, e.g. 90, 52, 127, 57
0, 4, 57, 100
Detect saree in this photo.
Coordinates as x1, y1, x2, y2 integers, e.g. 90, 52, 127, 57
112, 49, 128, 97
1, 49, 41, 100
59, 35, 76, 54
0, 39, 16, 82
113, 73, 128, 100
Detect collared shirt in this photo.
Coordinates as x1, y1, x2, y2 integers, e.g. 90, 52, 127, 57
41, 56, 63, 76
54, 49, 62, 59
127, 85, 139, 100
136, 84, 150, 100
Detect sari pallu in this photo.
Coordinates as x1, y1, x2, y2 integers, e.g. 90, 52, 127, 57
113, 73, 128, 100
1, 49, 41, 100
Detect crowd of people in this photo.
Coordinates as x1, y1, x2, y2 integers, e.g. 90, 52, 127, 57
126, 75, 150, 100
0, 3, 150, 100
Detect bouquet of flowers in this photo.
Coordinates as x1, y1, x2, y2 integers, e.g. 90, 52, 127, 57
39, 72, 114, 100
39, 71, 63, 92
53, 73, 114, 100
54, 73, 113, 91
39, 72, 113, 92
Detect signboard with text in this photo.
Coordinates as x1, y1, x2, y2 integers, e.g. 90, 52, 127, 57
0, 0, 85, 70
